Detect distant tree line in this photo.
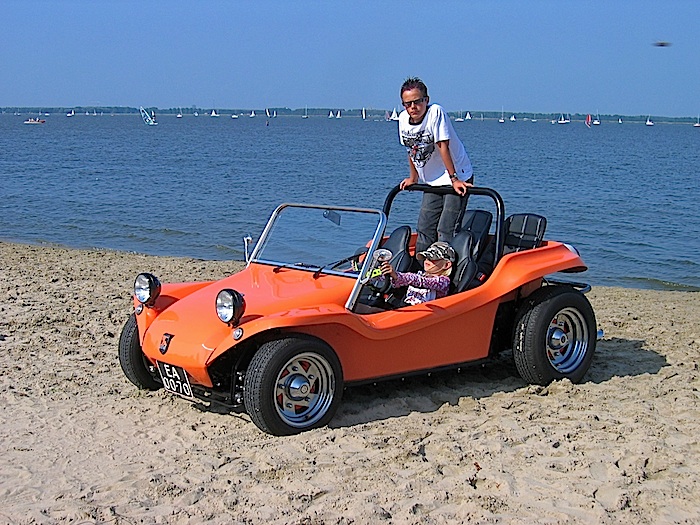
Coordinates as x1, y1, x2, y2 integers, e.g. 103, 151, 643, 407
1, 106, 697, 123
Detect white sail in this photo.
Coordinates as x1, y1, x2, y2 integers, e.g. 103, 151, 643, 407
465, 111, 472, 120
362, 107, 366, 120
328, 110, 334, 118
389, 108, 399, 121
211, 109, 219, 117
139, 106, 158, 126
250, 110, 256, 117
336, 110, 341, 119
265, 108, 271, 118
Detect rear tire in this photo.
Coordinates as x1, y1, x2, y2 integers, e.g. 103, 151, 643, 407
244, 336, 343, 435
118, 314, 161, 390
513, 286, 596, 385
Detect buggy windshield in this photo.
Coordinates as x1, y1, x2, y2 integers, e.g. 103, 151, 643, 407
250, 204, 386, 278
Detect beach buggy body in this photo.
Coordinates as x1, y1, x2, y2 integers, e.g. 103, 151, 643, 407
119, 184, 597, 435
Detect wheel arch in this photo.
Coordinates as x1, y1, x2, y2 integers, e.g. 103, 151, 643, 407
206, 328, 342, 398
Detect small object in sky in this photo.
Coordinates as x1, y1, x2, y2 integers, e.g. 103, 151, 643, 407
652, 41, 672, 47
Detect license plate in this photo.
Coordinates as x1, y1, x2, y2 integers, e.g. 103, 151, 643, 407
157, 361, 194, 399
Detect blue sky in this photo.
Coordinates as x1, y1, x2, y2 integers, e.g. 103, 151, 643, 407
2, 0, 698, 117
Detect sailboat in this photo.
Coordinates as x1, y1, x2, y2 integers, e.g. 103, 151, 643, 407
139, 107, 158, 126
389, 108, 399, 121
645, 115, 654, 126
531, 113, 537, 122
362, 107, 367, 120
265, 108, 271, 118
273, 110, 277, 118
24, 111, 46, 124
66, 109, 75, 117
509, 114, 516, 122
585, 114, 592, 128
465, 111, 472, 120
231, 112, 239, 119
302, 106, 309, 119
498, 108, 505, 123
455, 111, 464, 122
557, 114, 569, 124
693, 115, 700, 128
176, 108, 182, 118
618, 117, 623, 124
210, 109, 219, 117
336, 110, 341, 119
593, 111, 601, 125
249, 110, 256, 118
328, 110, 334, 119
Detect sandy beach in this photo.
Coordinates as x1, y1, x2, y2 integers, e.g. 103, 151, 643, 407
1, 240, 699, 524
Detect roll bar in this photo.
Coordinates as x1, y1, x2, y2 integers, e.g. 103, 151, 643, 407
382, 183, 506, 267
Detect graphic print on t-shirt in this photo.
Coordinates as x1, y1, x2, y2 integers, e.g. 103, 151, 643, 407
402, 130, 435, 168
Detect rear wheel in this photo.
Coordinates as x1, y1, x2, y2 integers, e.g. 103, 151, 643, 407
118, 314, 161, 390
244, 337, 343, 435
513, 286, 596, 385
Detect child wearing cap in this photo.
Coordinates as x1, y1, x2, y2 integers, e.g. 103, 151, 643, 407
380, 241, 455, 306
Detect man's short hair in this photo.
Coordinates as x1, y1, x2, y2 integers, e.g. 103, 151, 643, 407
400, 77, 428, 98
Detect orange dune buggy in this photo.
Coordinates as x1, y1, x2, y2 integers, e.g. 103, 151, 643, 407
119, 184, 597, 435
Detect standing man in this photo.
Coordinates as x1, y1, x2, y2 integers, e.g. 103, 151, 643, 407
398, 77, 474, 253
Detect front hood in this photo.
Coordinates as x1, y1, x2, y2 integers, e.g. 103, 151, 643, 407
140, 264, 355, 377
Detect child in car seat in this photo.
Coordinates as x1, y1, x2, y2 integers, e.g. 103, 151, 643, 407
380, 241, 455, 305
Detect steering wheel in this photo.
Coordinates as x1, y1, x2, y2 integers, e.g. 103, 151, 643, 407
365, 248, 393, 294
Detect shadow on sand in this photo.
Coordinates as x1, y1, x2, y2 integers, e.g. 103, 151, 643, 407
330, 336, 667, 429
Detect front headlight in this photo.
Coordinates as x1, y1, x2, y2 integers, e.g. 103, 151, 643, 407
134, 273, 161, 306
216, 289, 246, 326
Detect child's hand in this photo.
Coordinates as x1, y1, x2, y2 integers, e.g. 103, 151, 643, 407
380, 261, 397, 280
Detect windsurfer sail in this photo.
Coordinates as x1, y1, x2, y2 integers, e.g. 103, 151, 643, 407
140, 107, 158, 126
585, 114, 592, 128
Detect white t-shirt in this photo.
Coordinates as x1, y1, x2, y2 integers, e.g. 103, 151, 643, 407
398, 103, 473, 186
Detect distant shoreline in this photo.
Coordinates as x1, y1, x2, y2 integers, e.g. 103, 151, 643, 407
2, 107, 699, 124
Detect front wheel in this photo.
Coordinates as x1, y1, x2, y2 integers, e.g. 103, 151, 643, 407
118, 313, 161, 390
244, 337, 343, 435
513, 286, 596, 385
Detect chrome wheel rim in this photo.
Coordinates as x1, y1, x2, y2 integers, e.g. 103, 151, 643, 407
546, 307, 590, 374
274, 352, 336, 428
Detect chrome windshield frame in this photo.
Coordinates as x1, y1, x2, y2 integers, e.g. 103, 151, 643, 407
247, 203, 387, 311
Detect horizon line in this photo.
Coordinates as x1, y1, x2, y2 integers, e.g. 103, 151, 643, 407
2, 106, 698, 121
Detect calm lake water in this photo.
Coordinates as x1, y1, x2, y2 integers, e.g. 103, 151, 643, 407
1, 112, 699, 290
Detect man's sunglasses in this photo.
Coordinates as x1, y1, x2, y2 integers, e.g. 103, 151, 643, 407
402, 97, 427, 108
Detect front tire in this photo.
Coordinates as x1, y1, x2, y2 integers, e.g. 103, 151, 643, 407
244, 337, 343, 435
118, 313, 161, 390
513, 286, 596, 385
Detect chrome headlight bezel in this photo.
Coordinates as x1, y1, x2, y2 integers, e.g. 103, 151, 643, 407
216, 289, 246, 326
134, 273, 161, 307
